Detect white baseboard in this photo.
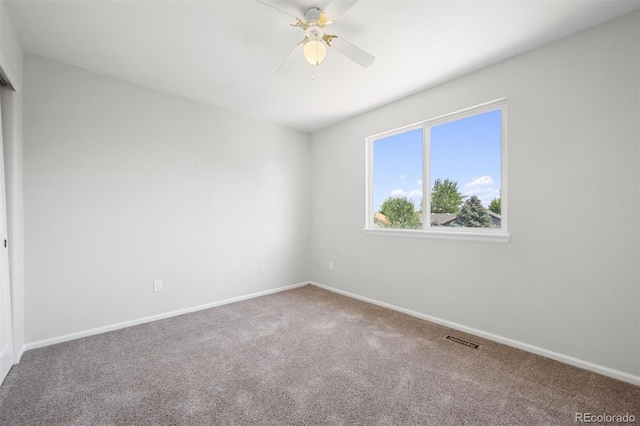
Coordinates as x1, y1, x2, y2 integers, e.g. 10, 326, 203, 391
20, 280, 640, 386
309, 281, 640, 386
14, 345, 25, 364
23, 282, 309, 352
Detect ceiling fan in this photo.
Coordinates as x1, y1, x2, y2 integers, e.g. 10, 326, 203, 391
255, 0, 375, 75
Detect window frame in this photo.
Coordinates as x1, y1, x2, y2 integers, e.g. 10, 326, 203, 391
364, 98, 510, 243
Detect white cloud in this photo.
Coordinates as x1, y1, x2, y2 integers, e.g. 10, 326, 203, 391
390, 189, 407, 197
408, 189, 423, 199
416, 179, 423, 185
464, 176, 494, 188
399, 174, 406, 179
463, 176, 499, 206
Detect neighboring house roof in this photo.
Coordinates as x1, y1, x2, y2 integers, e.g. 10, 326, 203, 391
430, 213, 458, 226
487, 211, 502, 227
375, 211, 502, 227
431, 211, 502, 227
373, 212, 389, 225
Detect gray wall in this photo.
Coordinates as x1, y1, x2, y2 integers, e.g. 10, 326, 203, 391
23, 54, 311, 343
310, 12, 640, 378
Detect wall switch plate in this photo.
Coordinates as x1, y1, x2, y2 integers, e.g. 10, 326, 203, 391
315, 261, 319, 269
153, 279, 163, 292
259, 264, 265, 274
329, 261, 334, 271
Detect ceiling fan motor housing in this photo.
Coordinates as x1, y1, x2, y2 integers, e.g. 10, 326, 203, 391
304, 7, 326, 42
304, 7, 323, 24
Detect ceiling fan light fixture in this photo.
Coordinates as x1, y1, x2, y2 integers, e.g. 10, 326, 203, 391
303, 39, 327, 66
260, 1, 375, 75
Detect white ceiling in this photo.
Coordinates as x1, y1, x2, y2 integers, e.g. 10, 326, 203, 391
6, 0, 640, 133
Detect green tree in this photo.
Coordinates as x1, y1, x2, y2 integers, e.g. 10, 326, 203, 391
488, 197, 501, 214
379, 197, 421, 229
431, 178, 464, 213
454, 195, 494, 228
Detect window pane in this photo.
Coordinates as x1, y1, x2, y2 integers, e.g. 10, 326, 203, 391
372, 128, 423, 229
430, 109, 501, 228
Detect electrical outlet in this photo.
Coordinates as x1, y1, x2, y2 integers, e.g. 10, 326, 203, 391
259, 264, 265, 274
329, 261, 334, 271
153, 279, 163, 292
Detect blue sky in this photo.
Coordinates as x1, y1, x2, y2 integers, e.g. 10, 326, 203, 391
372, 109, 501, 211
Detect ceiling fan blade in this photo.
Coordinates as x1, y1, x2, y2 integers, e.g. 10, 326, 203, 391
330, 37, 375, 68
277, 44, 304, 75
323, 0, 360, 20
254, 0, 302, 20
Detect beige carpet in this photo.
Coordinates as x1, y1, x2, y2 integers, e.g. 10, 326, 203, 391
0, 285, 638, 425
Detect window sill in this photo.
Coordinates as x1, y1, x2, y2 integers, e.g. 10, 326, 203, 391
363, 228, 511, 243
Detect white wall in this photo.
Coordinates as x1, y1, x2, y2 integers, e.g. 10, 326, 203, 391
310, 12, 640, 379
23, 54, 311, 343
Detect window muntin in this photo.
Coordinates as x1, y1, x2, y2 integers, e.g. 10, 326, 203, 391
367, 99, 507, 238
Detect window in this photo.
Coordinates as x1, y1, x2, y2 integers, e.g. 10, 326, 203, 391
365, 99, 508, 242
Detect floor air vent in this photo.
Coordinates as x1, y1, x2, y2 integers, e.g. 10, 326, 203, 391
443, 334, 480, 350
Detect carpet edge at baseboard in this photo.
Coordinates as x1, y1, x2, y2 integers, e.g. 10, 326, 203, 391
309, 281, 640, 387
21, 281, 310, 355
20, 279, 640, 387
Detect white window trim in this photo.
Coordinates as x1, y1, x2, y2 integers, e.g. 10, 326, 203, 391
364, 98, 510, 243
